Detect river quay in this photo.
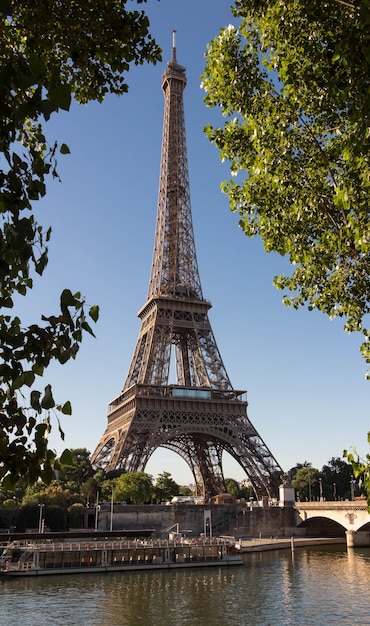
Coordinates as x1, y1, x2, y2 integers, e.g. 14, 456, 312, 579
237, 536, 346, 552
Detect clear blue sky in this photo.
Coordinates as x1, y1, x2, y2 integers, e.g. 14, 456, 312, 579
17, 0, 368, 486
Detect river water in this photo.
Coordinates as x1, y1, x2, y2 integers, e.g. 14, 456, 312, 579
1, 545, 369, 626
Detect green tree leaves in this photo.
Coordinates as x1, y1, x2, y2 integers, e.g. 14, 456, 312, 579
155, 472, 180, 501
114, 471, 153, 504
344, 431, 370, 511
0, 1, 161, 487
202, 0, 370, 376
292, 467, 319, 502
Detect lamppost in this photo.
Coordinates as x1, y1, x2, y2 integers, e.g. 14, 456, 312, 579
350, 476, 355, 501
94, 491, 99, 531
110, 490, 114, 532
204, 510, 212, 538
38, 504, 45, 533
319, 477, 323, 502
333, 483, 337, 500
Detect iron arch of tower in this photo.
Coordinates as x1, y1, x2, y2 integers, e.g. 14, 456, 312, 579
91, 34, 282, 500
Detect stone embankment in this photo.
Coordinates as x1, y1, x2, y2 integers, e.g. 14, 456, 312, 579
97, 503, 297, 537
238, 536, 346, 553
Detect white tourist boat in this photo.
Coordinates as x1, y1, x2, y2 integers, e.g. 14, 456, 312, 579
0, 536, 242, 577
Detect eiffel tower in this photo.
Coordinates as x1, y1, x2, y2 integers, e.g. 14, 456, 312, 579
91, 34, 282, 499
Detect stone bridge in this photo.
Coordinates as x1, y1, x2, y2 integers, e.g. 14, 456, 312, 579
295, 501, 370, 547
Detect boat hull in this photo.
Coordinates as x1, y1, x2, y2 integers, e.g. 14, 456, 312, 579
1, 559, 242, 577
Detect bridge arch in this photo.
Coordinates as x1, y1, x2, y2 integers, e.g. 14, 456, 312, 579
296, 516, 346, 538
294, 502, 370, 546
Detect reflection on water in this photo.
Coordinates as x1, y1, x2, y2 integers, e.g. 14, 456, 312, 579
1, 546, 370, 626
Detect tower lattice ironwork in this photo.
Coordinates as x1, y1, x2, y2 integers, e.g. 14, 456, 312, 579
91, 35, 282, 499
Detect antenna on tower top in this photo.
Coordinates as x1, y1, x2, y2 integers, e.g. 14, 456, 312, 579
172, 29, 177, 62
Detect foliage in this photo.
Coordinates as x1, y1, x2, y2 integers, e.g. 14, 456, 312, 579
202, 0, 370, 375
291, 456, 356, 501
225, 477, 240, 497
22, 484, 82, 508
344, 432, 370, 511
289, 461, 312, 481
14, 503, 40, 531
321, 456, 354, 500
80, 477, 100, 504
57, 448, 94, 491
2, 498, 16, 508
114, 471, 153, 504
67, 502, 85, 529
0, 506, 16, 529
15, 501, 67, 531
0, 1, 161, 487
0, 479, 26, 505
154, 471, 180, 501
292, 467, 320, 501
43, 504, 68, 531
178, 485, 193, 496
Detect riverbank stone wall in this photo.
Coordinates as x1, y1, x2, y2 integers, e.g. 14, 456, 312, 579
97, 504, 296, 538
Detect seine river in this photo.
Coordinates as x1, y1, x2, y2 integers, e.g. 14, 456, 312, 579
1, 545, 369, 626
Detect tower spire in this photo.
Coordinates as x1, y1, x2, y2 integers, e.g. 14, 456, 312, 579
148, 31, 200, 303
91, 46, 282, 500
172, 29, 177, 63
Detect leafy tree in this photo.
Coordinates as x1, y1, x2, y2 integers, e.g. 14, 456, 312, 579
178, 485, 193, 497
22, 484, 81, 508
57, 448, 94, 492
292, 466, 319, 501
289, 461, 312, 482
202, 0, 370, 375
225, 477, 240, 497
43, 504, 68, 531
321, 456, 353, 500
0, 507, 17, 530
67, 502, 85, 529
2, 498, 17, 509
0, 480, 25, 505
80, 477, 100, 505
0, 1, 161, 487
99, 478, 118, 502
155, 472, 180, 501
84, 468, 125, 502
15, 503, 41, 531
344, 432, 370, 511
114, 471, 153, 504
